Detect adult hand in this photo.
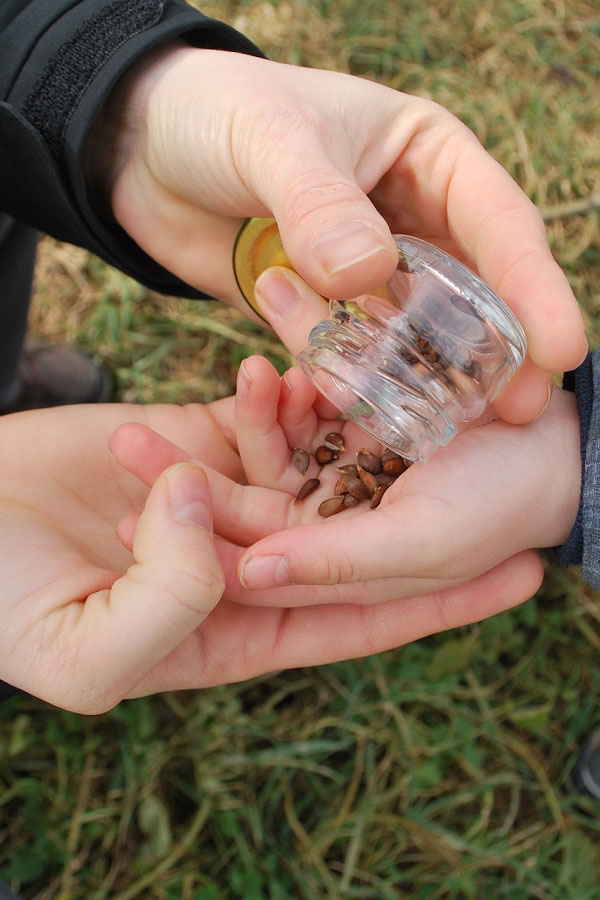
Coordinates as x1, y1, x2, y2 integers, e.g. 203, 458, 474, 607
0, 396, 540, 712
229, 356, 579, 602
102, 46, 586, 421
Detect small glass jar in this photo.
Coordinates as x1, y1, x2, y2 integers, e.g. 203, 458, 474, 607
233, 218, 527, 462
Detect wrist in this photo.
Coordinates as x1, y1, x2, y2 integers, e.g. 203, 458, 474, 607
82, 40, 190, 222
539, 386, 582, 548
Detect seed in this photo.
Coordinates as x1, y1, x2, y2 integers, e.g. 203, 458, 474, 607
336, 464, 359, 477
343, 494, 360, 507
291, 447, 310, 475
357, 466, 379, 496
324, 432, 346, 453
346, 476, 372, 501
376, 472, 397, 487
370, 484, 389, 509
400, 348, 420, 365
382, 456, 406, 476
315, 445, 339, 465
464, 359, 482, 381
334, 474, 352, 495
397, 251, 410, 273
294, 478, 320, 504
450, 293, 485, 322
318, 496, 346, 517
356, 449, 381, 474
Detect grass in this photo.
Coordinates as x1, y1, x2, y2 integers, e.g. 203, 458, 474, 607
1, 0, 600, 896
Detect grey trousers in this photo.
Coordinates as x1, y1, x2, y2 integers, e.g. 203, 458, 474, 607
0, 213, 37, 399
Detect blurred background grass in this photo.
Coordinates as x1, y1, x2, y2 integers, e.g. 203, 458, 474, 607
1, 0, 600, 897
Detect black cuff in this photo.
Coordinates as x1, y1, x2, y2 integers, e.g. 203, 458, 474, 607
552, 353, 593, 566
0, 0, 264, 298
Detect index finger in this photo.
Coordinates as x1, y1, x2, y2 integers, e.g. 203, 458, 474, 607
448, 145, 586, 373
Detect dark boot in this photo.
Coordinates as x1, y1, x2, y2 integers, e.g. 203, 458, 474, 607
0, 339, 113, 414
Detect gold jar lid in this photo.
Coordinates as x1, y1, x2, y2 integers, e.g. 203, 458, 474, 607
233, 217, 296, 317
233, 216, 392, 317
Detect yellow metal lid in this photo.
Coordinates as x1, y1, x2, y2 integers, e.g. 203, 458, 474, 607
233, 216, 393, 317
233, 217, 296, 317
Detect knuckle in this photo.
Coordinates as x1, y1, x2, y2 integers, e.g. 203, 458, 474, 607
316, 547, 358, 586
282, 176, 363, 230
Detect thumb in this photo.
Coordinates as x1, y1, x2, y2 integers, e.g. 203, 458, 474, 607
74, 463, 224, 710
261, 153, 398, 300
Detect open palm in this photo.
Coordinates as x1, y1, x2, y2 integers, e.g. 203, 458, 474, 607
224, 356, 578, 603
0, 389, 542, 712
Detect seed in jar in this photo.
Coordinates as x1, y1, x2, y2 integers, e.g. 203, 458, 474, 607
294, 477, 320, 504
315, 445, 339, 465
357, 466, 379, 496
464, 359, 482, 381
318, 496, 346, 517
291, 447, 311, 475
356, 448, 381, 475
370, 484, 389, 509
336, 464, 359, 477
343, 494, 360, 508
346, 476, 372, 501
450, 293, 485, 322
397, 251, 410, 273
323, 432, 346, 453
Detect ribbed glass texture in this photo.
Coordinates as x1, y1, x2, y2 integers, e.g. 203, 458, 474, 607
297, 235, 527, 462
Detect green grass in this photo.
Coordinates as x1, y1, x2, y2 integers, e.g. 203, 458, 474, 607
2, 0, 600, 896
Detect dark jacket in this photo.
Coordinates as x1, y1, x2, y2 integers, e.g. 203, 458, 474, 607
0, 0, 262, 298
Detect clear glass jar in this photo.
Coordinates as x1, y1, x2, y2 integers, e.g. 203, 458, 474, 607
233, 219, 527, 462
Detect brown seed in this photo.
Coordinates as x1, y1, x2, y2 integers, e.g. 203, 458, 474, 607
376, 472, 397, 487
315, 445, 339, 465
291, 447, 310, 475
356, 448, 382, 475
464, 359, 482, 381
357, 466, 379, 496
334, 474, 352, 495
382, 456, 407, 476
370, 484, 389, 509
318, 496, 346, 517
336, 464, 359, 477
346, 476, 372, 501
343, 494, 360, 507
323, 432, 346, 453
380, 448, 400, 462
397, 251, 410, 273
294, 478, 320, 504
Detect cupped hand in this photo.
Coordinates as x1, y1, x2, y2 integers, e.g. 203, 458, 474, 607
106, 46, 586, 420
228, 356, 579, 601
0, 398, 539, 712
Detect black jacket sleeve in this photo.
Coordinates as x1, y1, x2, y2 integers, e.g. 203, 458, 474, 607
0, 0, 264, 298
554, 350, 600, 591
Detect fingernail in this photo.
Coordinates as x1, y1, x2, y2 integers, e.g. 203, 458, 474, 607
167, 463, 212, 529
577, 334, 589, 366
237, 359, 252, 400
283, 367, 303, 393
240, 555, 291, 590
313, 222, 390, 276
254, 269, 301, 319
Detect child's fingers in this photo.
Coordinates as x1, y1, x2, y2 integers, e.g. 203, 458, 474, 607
111, 421, 298, 542
235, 355, 303, 490
109, 421, 191, 483
277, 366, 321, 450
